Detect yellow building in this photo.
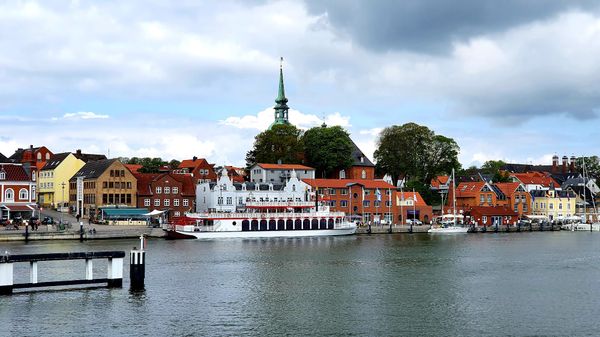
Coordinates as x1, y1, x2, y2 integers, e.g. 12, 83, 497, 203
38, 151, 106, 209
530, 189, 577, 221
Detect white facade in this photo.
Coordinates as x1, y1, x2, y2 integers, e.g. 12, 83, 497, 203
249, 164, 315, 183
196, 170, 312, 212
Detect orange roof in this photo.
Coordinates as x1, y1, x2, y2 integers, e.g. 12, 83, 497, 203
125, 164, 143, 173
431, 175, 449, 188
511, 172, 559, 188
303, 178, 395, 189
455, 181, 486, 198
494, 182, 521, 197
258, 163, 314, 170
179, 158, 209, 169
397, 191, 429, 206
35, 161, 46, 171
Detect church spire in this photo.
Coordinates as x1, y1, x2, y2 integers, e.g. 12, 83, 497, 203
269, 57, 291, 130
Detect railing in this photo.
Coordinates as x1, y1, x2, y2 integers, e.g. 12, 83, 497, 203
0, 251, 125, 294
245, 201, 314, 208
186, 211, 347, 219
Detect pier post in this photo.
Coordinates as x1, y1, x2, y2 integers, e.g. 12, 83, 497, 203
25, 224, 29, 242
79, 221, 84, 242
130, 235, 146, 291
30, 261, 38, 284
0, 255, 14, 295
85, 259, 93, 280
107, 256, 123, 288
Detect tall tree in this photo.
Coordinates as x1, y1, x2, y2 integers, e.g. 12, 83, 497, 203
302, 125, 354, 178
374, 123, 460, 186
481, 160, 511, 182
576, 156, 600, 179
245, 124, 304, 168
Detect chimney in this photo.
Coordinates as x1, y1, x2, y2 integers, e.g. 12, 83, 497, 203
569, 156, 576, 173
76, 149, 82, 155
30, 144, 33, 150
562, 155, 568, 173
192, 156, 197, 162
552, 155, 559, 173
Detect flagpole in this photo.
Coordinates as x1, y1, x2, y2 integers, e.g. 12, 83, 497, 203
361, 186, 365, 224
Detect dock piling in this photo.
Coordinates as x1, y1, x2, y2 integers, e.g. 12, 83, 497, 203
130, 235, 146, 291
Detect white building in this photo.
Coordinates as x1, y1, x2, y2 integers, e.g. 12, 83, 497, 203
196, 170, 312, 212
248, 163, 315, 184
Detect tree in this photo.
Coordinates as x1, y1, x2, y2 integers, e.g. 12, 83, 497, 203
168, 159, 181, 170
245, 124, 304, 168
374, 123, 461, 186
302, 125, 354, 178
576, 156, 600, 179
481, 160, 511, 182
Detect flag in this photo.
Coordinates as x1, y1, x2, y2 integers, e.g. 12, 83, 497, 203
375, 188, 382, 202
413, 189, 417, 202
361, 187, 365, 200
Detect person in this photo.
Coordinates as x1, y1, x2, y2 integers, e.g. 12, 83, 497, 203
76, 213, 81, 223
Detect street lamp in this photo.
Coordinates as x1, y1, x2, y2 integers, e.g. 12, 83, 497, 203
60, 182, 65, 225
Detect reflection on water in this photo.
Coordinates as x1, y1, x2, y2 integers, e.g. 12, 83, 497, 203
2, 233, 600, 336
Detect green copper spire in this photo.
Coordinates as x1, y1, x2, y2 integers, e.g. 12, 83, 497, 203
269, 57, 291, 130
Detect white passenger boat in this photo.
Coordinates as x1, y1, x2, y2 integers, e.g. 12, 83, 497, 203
165, 201, 357, 239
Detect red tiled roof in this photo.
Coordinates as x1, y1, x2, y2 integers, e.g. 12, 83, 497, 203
258, 163, 314, 170
455, 181, 485, 197
494, 182, 521, 197
431, 175, 449, 188
0, 164, 30, 181
511, 172, 560, 188
133, 173, 161, 195
125, 164, 143, 173
303, 178, 395, 189
170, 173, 196, 196
179, 158, 209, 169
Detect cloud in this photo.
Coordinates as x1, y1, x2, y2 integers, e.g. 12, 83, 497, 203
220, 108, 351, 130
304, 0, 599, 53
53, 112, 109, 120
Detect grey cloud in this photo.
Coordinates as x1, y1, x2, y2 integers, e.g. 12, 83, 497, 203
304, 0, 598, 54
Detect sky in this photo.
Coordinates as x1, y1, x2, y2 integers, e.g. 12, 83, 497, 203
1, 0, 600, 168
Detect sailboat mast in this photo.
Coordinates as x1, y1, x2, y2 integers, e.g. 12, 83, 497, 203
452, 168, 456, 227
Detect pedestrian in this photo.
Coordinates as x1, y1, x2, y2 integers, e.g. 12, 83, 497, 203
76, 213, 81, 223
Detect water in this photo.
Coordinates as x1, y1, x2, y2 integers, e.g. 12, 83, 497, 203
2, 233, 600, 336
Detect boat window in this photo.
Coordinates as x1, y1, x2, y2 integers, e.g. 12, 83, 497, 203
251, 220, 259, 231
303, 219, 311, 230
260, 220, 268, 231
277, 220, 285, 230
295, 219, 302, 230
242, 220, 250, 231
311, 219, 319, 230
328, 219, 334, 229
286, 219, 294, 230
320, 219, 327, 229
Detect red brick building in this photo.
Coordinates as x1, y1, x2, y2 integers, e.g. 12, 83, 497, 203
0, 163, 37, 220
303, 179, 433, 224
329, 141, 376, 180
466, 206, 519, 227
175, 157, 217, 183
449, 181, 530, 217
135, 172, 196, 219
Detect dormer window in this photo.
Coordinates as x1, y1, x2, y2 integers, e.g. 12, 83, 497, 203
0, 171, 5, 180
360, 156, 364, 163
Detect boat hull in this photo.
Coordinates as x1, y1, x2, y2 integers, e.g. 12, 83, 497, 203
561, 223, 600, 232
428, 226, 469, 234
167, 226, 357, 239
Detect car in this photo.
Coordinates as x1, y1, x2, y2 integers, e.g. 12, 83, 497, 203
406, 219, 423, 225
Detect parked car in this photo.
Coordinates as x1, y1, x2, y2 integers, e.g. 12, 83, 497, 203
406, 219, 423, 225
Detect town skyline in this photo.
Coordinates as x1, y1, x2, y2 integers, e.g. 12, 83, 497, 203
1, 1, 599, 167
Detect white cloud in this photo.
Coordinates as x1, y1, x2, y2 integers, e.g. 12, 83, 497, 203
58, 112, 109, 120
220, 108, 351, 131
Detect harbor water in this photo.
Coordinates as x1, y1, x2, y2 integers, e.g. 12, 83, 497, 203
2, 232, 600, 336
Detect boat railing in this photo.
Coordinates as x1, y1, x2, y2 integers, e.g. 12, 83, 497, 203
185, 211, 347, 219
245, 201, 314, 208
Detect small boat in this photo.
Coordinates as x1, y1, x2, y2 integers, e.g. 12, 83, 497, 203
164, 202, 357, 239
429, 169, 469, 234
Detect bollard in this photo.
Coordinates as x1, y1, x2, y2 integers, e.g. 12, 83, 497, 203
79, 221, 84, 242
367, 224, 371, 234
130, 235, 146, 291
24, 224, 29, 242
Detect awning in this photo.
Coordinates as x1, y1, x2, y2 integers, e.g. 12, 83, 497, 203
1, 204, 36, 212
100, 208, 150, 217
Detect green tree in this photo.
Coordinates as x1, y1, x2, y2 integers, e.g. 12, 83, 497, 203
480, 160, 511, 182
168, 159, 181, 170
302, 125, 354, 178
576, 156, 600, 179
245, 124, 304, 168
137, 157, 167, 173
374, 123, 461, 186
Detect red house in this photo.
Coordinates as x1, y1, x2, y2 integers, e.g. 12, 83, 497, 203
0, 163, 37, 221
175, 157, 217, 183
329, 141, 376, 180
135, 172, 196, 219
466, 206, 519, 227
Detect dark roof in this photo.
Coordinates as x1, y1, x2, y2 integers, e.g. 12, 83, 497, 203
70, 159, 117, 181
566, 186, 596, 203
41, 152, 71, 171
73, 152, 107, 162
502, 163, 553, 173
0, 152, 7, 163
350, 140, 374, 167
8, 147, 43, 162
552, 172, 581, 185
530, 189, 576, 198
0, 163, 30, 181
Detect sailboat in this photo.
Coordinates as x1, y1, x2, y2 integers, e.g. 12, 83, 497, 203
429, 168, 469, 234
568, 157, 600, 231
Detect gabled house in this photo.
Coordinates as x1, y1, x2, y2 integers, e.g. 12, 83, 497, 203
450, 181, 530, 217
510, 171, 561, 192
69, 159, 137, 219
0, 163, 37, 220
135, 172, 196, 219
175, 157, 217, 183
329, 140, 376, 180
530, 189, 577, 221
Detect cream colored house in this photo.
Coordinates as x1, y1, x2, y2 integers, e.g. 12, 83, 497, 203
530, 189, 577, 221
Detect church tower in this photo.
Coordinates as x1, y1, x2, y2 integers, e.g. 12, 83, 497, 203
268, 57, 291, 130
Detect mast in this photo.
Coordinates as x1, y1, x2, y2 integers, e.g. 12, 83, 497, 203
452, 168, 456, 227
583, 157, 589, 231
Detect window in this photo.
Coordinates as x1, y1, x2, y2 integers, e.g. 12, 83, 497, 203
339, 170, 346, 179
330, 188, 336, 195
37, 153, 42, 161
31, 186, 36, 199
144, 198, 150, 207
217, 197, 223, 205
174, 211, 180, 217
4, 188, 14, 201
174, 199, 180, 207
487, 195, 492, 203
514, 203, 518, 212
363, 200, 370, 207
164, 199, 170, 207
361, 170, 366, 179
163, 187, 170, 194
103, 182, 108, 188
341, 200, 348, 207
183, 199, 189, 207
482, 216, 487, 224
173, 187, 178, 194
46, 153, 50, 160
330, 200, 336, 207
374, 201, 381, 207
32, 172, 36, 181
559, 203, 563, 209
19, 188, 29, 200
127, 182, 132, 189
156, 187, 162, 194
549, 203, 553, 209
385, 200, 392, 207
226, 197, 232, 205
154, 199, 160, 207
341, 189, 348, 195
480, 195, 485, 204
